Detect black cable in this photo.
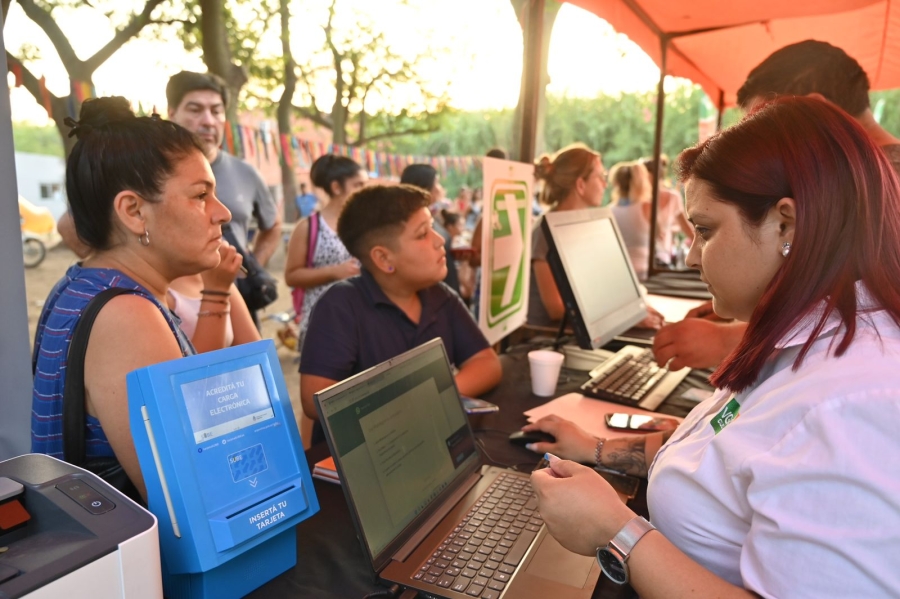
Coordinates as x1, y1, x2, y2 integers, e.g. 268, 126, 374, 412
474, 436, 536, 473
362, 583, 402, 599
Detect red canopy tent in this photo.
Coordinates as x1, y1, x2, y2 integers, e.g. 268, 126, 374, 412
517, 0, 900, 282
566, 0, 900, 108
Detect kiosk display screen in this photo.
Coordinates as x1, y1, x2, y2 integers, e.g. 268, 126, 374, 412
181, 365, 275, 443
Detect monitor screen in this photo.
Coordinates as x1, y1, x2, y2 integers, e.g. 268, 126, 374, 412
181, 364, 275, 444
543, 208, 647, 349
317, 340, 478, 565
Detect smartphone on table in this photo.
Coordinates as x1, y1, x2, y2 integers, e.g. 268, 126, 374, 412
604, 412, 680, 433
461, 396, 500, 415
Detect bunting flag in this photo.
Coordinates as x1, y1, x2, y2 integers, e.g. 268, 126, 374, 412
9, 62, 23, 87
213, 120, 480, 180
38, 76, 53, 116
224, 121, 236, 155
71, 80, 94, 103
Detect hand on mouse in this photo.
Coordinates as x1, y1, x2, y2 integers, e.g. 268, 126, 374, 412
521, 415, 598, 464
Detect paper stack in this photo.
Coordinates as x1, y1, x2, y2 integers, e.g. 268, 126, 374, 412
524, 393, 684, 439
312, 456, 340, 484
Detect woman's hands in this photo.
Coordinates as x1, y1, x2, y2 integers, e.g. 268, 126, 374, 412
531, 456, 635, 555
521, 415, 598, 463
201, 240, 243, 292
330, 258, 361, 281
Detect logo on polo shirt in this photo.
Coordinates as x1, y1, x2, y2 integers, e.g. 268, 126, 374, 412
711, 397, 740, 434
486, 179, 529, 327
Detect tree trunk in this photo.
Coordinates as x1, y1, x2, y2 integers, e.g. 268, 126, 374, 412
511, 0, 560, 159
199, 0, 247, 123
2, 0, 13, 27
277, 0, 298, 221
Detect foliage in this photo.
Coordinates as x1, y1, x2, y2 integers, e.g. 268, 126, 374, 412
12, 123, 64, 157
8, 0, 167, 156
280, 0, 452, 146
386, 84, 728, 194
871, 89, 900, 137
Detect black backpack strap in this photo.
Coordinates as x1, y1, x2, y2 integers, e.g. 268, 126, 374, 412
63, 287, 133, 466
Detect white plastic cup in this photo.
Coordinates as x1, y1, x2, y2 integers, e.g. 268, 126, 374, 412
527, 350, 565, 397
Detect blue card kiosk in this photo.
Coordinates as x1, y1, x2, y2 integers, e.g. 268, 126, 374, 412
127, 340, 319, 599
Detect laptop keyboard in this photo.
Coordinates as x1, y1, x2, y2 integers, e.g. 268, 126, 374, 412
580, 346, 670, 409
412, 473, 542, 598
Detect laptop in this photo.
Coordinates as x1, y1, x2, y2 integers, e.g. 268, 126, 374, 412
314, 338, 600, 599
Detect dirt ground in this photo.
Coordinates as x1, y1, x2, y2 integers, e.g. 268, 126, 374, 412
22, 237, 306, 438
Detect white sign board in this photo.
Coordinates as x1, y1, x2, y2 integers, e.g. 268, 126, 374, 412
478, 157, 533, 345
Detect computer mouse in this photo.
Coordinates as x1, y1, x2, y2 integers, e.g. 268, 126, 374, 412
508, 430, 556, 447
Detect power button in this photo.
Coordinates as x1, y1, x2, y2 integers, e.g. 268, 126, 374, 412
56, 479, 116, 515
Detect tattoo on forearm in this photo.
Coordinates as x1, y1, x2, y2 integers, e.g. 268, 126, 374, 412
605, 439, 649, 477
604, 430, 674, 477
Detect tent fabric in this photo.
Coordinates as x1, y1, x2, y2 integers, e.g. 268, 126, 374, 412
567, 0, 900, 106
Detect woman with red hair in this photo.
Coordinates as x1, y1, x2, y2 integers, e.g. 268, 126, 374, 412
525, 97, 900, 597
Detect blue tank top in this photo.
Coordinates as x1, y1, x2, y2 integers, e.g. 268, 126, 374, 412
32, 265, 195, 459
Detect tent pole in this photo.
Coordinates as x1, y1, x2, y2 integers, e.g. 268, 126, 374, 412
648, 36, 668, 278
716, 89, 725, 131
518, 0, 544, 163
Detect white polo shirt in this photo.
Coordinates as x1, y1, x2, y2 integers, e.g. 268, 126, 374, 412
648, 285, 900, 598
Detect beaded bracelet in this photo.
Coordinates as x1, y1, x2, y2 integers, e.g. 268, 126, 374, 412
594, 437, 606, 468
200, 289, 230, 297
199, 297, 229, 305
198, 310, 231, 318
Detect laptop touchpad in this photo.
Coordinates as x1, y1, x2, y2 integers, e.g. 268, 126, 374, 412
524, 534, 595, 587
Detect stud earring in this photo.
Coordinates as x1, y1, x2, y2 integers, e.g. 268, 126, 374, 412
781, 242, 791, 257
387, 266, 394, 272
139, 229, 151, 247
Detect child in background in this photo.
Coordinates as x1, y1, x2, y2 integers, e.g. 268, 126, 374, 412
284, 155, 367, 344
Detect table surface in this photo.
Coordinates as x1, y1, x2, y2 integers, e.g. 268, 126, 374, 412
247, 347, 712, 599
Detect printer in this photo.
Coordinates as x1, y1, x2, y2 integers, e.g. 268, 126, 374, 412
0, 454, 161, 599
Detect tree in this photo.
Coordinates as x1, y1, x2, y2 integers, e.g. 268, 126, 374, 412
154, 0, 277, 122
275, 0, 297, 215
509, 0, 561, 160
5, 0, 166, 156
288, 0, 450, 147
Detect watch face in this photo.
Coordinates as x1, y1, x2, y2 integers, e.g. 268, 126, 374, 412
597, 548, 628, 584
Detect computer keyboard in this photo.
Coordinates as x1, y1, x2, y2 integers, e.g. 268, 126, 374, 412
412, 473, 540, 598
580, 345, 689, 410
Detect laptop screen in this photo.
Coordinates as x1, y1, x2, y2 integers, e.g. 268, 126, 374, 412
543, 207, 648, 349
316, 339, 480, 565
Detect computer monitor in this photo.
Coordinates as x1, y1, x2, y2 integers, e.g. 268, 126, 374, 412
541, 207, 648, 349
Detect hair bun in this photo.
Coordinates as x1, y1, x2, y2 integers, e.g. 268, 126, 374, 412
65, 96, 135, 139
534, 155, 554, 181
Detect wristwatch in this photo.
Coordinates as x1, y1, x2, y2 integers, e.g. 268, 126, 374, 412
596, 516, 656, 585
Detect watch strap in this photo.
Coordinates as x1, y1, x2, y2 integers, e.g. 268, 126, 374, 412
609, 516, 656, 556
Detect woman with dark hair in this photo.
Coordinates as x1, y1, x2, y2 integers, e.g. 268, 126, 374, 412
284, 154, 367, 343
32, 97, 232, 501
525, 97, 900, 597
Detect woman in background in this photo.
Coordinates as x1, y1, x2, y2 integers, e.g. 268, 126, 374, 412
284, 154, 367, 344
608, 160, 653, 281
528, 143, 608, 326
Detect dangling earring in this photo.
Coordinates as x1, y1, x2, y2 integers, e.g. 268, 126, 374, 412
139, 229, 151, 247
781, 242, 791, 257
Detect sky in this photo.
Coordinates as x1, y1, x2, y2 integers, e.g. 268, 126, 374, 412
3, 0, 666, 125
